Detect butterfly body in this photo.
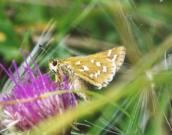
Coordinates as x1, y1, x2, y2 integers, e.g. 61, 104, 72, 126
49, 46, 126, 89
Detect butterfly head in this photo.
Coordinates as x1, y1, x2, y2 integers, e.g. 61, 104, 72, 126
49, 59, 72, 73
49, 59, 74, 83
49, 59, 61, 73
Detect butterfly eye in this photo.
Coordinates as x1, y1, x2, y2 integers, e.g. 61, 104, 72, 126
52, 60, 57, 66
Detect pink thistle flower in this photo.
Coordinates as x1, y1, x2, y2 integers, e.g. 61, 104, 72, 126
0, 61, 77, 133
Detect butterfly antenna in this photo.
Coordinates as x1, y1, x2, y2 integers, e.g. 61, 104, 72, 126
38, 43, 48, 55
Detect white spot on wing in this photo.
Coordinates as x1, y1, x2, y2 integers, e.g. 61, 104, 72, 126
91, 59, 95, 63
89, 74, 94, 78
79, 69, 85, 72
103, 66, 107, 73
96, 62, 101, 67
107, 49, 112, 57
112, 55, 117, 61
75, 61, 81, 65
94, 73, 98, 78
97, 70, 101, 76
107, 58, 112, 62
82, 65, 89, 71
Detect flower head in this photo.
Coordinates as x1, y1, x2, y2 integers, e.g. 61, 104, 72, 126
0, 61, 77, 132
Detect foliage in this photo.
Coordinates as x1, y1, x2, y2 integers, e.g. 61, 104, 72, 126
0, 0, 172, 135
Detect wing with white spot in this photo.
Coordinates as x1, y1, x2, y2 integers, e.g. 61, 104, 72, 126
64, 46, 126, 89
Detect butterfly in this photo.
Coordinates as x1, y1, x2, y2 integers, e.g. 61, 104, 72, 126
49, 46, 126, 89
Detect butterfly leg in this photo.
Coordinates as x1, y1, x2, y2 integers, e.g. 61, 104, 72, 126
55, 70, 63, 82
55, 73, 61, 82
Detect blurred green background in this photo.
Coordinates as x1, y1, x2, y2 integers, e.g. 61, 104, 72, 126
0, 0, 172, 135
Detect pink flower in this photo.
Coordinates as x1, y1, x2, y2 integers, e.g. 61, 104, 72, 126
0, 61, 77, 132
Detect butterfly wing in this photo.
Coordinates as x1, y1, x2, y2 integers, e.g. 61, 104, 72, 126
64, 46, 126, 89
